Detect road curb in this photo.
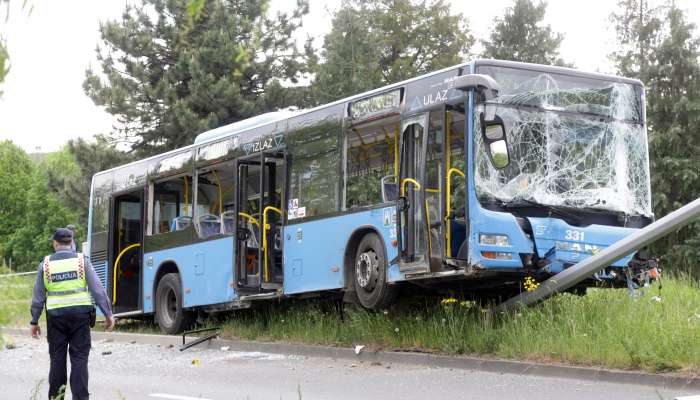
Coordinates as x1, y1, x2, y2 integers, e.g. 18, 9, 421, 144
4, 326, 700, 390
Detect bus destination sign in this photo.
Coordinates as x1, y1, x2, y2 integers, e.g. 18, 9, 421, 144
349, 89, 401, 121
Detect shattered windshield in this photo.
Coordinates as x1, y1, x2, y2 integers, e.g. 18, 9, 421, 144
474, 65, 652, 217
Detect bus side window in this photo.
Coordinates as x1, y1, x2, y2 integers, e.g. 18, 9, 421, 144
152, 176, 192, 235
195, 163, 235, 238
345, 115, 401, 209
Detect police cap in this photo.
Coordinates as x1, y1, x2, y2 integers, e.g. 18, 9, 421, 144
52, 228, 74, 242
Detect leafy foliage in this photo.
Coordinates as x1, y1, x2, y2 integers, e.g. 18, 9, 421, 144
83, 0, 311, 156
7, 167, 76, 270
311, 0, 473, 103
0, 141, 76, 271
0, 39, 8, 97
612, 0, 700, 272
481, 0, 569, 67
0, 141, 35, 257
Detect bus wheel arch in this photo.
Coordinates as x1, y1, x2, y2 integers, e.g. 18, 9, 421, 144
343, 228, 398, 310
153, 261, 194, 334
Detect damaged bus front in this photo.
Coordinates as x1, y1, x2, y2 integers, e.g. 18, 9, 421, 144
466, 61, 658, 289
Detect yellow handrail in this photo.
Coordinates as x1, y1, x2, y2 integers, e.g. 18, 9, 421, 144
112, 243, 141, 304
445, 168, 465, 257
262, 206, 282, 283
238, 212, 260, 227
400, 178, 421, 196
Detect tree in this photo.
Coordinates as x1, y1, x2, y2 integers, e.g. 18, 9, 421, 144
311, 0, 473, 103
7, 168, 76, 271
0, 141, 34, 260
610, 0, 663, 77
0, 141, 76, 271
84, 0, 311, 156
611, 1, 700, 273
481, 0, 569, 66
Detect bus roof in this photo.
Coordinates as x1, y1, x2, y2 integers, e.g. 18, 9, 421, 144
93, 59, 642, 179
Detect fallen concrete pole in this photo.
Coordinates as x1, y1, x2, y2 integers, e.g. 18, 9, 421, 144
497, 197, 700, 312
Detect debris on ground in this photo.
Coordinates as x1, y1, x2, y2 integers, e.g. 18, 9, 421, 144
354, 345, 365, 355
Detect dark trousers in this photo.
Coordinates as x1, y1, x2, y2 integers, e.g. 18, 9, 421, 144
46, 312, 91, 400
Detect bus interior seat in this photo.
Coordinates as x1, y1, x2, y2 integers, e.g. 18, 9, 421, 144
381, 175, 398, 202
197, 214, 221, 238
221, 211, 236, 234
171, 216, 192, 231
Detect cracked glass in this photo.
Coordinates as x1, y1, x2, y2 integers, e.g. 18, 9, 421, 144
474, 66, 652, 217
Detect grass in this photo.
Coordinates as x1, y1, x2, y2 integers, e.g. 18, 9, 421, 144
3, 273, 699, 374
0, 274, 37, 332
213, 276, 700, 374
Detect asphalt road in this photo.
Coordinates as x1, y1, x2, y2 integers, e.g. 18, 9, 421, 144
0, 334, 696, 400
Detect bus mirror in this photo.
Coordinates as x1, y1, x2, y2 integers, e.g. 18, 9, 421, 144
236, 227, 251, 241
489, 140, 510, 169
453, 74, 500, 100
480, 113, 509, 169
484, 124, 505, 140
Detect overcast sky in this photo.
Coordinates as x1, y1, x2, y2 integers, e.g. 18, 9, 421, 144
0, 0, 698, 153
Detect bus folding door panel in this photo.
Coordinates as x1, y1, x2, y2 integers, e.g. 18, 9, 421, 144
283, 206, 402, 295
142, 237, 236, 313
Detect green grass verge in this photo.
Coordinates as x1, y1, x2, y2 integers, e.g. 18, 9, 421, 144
3, 274, 698, 374
215, 276, 698, 374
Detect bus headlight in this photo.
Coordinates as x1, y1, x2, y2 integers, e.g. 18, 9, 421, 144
481, 251, 513, 260
480, 234, 509, 246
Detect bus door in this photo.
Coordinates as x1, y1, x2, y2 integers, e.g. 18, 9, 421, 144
397, 113, 431, 274
109, 189, 144, 314
443, 107, 468, 262
235, 151, 286, 291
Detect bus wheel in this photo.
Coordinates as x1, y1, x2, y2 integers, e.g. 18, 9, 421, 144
354, 233, 398, 310
155, 273, 194, 334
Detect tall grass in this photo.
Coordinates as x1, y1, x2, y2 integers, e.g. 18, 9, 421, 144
217, 276, 700, 373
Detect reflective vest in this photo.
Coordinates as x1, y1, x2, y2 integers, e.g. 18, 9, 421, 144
43, 253, 92, 311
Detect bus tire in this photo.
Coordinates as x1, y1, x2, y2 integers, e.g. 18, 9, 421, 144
155, 273, 194, 334
353, 233, 398, 310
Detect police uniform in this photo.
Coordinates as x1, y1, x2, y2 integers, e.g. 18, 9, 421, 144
30, 228, 113, 400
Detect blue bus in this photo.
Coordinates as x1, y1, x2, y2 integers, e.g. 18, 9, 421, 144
87, 59, 657, 333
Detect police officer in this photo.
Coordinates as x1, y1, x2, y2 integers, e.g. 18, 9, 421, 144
30, 228, 115, 400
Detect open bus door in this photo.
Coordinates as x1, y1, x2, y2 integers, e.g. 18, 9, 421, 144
235, 151, 286, 291
396, 113, 432, 274
109, 189, 144, 315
